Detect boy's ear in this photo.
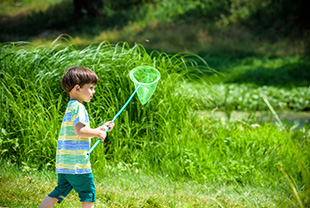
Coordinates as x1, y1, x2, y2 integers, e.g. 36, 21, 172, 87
73, 84, 80, 93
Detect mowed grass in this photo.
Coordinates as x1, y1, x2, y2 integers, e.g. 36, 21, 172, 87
0, 159, 298, 208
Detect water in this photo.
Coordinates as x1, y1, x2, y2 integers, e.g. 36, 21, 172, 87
199, 110, 310, 127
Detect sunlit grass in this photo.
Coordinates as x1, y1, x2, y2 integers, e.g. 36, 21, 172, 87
0, 38, 309, 207
0, 160, 300, 207
29, 22, 305, 57
1, 0, 306, 58
0, 0, 65, 16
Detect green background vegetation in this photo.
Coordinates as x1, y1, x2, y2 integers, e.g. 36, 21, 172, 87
1, 0, 310, 207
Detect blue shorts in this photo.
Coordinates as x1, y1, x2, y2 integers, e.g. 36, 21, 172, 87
48, 173, 96, 203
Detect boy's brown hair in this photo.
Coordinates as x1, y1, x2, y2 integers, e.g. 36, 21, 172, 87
61, 66, 98, 94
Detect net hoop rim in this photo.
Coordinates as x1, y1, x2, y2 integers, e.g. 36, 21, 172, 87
130, 66, 161, 86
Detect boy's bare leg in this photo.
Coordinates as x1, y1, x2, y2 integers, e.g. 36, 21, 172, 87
82, 202, 94, 208
39, 196, 58, 208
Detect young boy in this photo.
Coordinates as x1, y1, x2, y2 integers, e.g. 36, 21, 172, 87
39, 66, 114, 208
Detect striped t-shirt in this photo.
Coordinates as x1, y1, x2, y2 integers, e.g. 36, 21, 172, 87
56, 99, 92, 174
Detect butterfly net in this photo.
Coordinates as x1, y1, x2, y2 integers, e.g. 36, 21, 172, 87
129, 66, 160, 105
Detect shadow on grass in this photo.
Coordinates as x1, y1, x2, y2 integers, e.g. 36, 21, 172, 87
0, 0, 141, 42
0, 0, 73, 41
226, 60, 310, 87
1, 0, 309, 88
144, 45, 310, 87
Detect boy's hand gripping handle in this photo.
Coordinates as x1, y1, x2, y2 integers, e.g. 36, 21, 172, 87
87, 84, 141, 155
87, 127, 110, 155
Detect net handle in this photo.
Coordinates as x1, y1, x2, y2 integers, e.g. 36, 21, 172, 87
87, 84, 142, 155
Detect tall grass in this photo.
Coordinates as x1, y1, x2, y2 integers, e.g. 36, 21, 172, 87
0, 37, 309, 206
0, 36, 195, 167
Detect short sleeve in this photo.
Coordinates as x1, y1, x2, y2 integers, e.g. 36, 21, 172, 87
71, 103, 88, 127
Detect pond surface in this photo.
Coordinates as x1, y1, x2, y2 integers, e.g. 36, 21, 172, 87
199, 110, 310, 127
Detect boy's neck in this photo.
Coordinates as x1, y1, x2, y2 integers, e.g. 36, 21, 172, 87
69, 93, 82, 103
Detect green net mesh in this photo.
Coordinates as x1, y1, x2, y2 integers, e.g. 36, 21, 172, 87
130, 66, 160, 105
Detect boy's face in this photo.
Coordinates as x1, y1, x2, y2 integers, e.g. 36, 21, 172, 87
77, 83, 96, 103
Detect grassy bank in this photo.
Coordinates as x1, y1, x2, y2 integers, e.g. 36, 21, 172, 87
0, 39, 310, 207
1, 0, 308, 57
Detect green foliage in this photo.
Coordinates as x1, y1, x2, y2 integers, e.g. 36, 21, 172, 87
104, 0, 151, 10
226, 58, 310, 87
184, 55, 310, 112
243, 0, 310, 36
0, 37, 193, 167
0, 0, 65, 16
139, 0, 309, 38
141, 0, 231, 23
0, 0, 73, 41
0, 38, 309, 200
0, 0, 309, 205
186, 83, 310, 111
1, 0, 308, 45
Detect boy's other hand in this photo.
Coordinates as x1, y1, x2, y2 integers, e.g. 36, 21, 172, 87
99, 121, 115, 132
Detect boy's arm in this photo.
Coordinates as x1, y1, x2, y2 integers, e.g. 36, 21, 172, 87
74, 122, 107, 141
